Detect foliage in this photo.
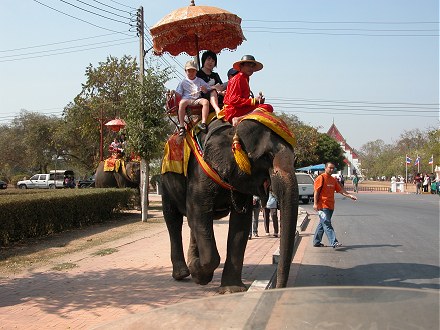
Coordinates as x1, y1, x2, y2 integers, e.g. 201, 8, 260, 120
0, 188, 136, 246
62, 55, 140, 173
358, 127, 440, 179
0, 111, 64, 178
124, 62, 172, 161
277, 112, 320, 167
315, 133, 345, 170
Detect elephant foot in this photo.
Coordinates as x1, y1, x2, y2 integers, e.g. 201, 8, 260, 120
172, 263, 190, 280
188, 259, 214, 285
218, 284, 247, 294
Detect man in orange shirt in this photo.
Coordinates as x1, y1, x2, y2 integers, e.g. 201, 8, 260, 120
313, 162, 357, 248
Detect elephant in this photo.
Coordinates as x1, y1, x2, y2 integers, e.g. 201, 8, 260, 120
94, 160, 141, 188
161, 116, 299, 294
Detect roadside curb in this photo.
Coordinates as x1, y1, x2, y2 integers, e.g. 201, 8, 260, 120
248, 207, 309, 291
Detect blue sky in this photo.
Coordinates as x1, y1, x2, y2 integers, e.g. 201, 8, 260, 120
0, 0, 438, 149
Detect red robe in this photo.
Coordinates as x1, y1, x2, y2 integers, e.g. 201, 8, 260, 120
222, 72, 273, 123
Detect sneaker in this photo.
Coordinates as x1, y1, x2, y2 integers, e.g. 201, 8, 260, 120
254, 233, 259, 237
265, 233, 270, 236
273, 234, 278, 238
198, 122, 208, 133
248, 235, 252, 240
314, 243, 325, 247
333, 242, 342, 248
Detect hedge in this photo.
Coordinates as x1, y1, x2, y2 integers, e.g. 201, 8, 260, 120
0, 188, 137, 246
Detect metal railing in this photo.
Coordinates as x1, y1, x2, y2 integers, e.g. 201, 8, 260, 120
344, 185, 390, 192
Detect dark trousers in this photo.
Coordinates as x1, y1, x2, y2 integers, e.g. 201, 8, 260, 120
263, 208, 278, 235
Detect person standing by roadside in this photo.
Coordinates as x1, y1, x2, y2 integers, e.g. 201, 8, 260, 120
249, 195, 261, 239
352, 173, 359, 193
414, 173, 422, 194
264, 191, 279, 238
313, 162, 357, 248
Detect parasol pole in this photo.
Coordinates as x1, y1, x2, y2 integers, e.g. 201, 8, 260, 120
194, 34, 201, 69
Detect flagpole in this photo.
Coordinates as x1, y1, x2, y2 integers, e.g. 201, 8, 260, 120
432, 155, 434, 173
417, 155, 420, 173
405, 154, 408, 189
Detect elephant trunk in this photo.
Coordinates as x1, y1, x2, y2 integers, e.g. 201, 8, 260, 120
271, 148, 299, 288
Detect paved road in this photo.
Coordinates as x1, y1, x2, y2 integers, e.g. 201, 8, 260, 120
292, 193, 439, 289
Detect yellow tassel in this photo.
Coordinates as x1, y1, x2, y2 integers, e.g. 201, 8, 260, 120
232, 133, 251, 175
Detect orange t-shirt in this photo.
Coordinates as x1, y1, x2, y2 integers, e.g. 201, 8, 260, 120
314, 173, 342, 210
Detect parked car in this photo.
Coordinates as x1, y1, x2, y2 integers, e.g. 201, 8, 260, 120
78, 175, 95, 188
17, 174, 52, 189
295, 172, 315, 204
17, 170, 76, 189
0, 180, 7, 189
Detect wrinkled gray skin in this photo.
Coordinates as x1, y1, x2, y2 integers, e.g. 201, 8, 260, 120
161, 119, 299, 294
95, 161, 141, 188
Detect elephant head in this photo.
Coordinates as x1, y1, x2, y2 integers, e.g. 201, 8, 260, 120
161, 116, 298, 293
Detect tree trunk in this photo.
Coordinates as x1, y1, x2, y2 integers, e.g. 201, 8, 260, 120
141, 158, 149, 222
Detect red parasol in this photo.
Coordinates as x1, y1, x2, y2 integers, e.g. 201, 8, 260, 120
150, 0, 245, 57
105, 118, 126, 132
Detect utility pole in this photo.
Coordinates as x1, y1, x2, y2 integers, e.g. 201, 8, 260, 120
137, 6, 149, 222
137, 6, 145, 83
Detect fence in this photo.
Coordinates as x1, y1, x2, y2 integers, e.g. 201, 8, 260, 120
344, 185, 390, 192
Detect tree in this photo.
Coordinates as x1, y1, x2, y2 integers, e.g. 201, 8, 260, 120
277, 112, 321, 167
124, 62, 172, 220
63, 55, 139, 173
315, 133, 345, 170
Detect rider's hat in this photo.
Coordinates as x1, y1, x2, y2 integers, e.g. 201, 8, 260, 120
185, 60, 198, 71
233, 55, 263, 72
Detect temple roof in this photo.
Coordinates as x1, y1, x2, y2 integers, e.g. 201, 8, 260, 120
327, 123, 359, 159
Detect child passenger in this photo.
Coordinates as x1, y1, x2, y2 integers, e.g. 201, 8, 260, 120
174, 60, 214, 136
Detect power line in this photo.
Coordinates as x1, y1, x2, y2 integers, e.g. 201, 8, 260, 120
244, 26, 438, 32
269, 96, 439, 107
58, 0, 128, 24
0, 37, 136, 60
107, 0, 136, 10
70, 0, 130, 19
244, 19, 439, 24
0, 32, 128, 53
33, 0, 131, 35
0, 40, 136, 63
277, 107, 437, 118
90, 0, 132, 15
243, 29, 438, 37
271, 103, 437, 114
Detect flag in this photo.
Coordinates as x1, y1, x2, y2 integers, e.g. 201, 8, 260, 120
429, 155, 433, 165
414, 156, 420, 166
406, 156, 412, 164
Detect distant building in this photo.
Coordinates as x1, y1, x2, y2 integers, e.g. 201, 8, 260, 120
327, 123, 363, 178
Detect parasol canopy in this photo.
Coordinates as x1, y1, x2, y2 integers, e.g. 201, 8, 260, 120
150, 0, 245, 56
105, 118, 126, 132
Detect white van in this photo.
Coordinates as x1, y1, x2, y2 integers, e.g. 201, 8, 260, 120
295, 172, 315, 204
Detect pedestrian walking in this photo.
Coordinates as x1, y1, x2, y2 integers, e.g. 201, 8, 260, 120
352, 174, 359, 193
249, 195, 261, 239
313, 162, 357, 248
264, 191, 279, 237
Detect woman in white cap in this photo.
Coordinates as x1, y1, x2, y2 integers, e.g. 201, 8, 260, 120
219, 55, 273, 126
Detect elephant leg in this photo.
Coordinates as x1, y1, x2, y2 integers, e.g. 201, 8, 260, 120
187, 212, 220, 285
219, 196, 253, 294
187, 230, 199, 261
162, 194, 190, 280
